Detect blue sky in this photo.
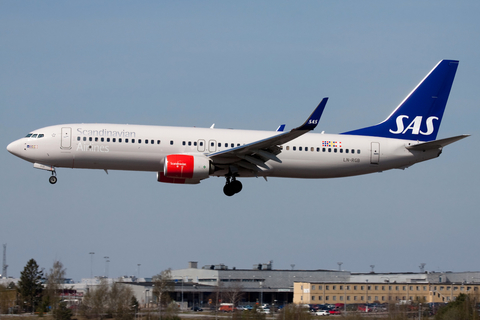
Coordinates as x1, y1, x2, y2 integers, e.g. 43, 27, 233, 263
1, 1, 479, 281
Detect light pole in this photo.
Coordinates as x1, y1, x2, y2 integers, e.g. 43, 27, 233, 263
104, 256, 109, 278
89, 252, 95, 279
259, 282, 264, 306
145, 289, 150, 308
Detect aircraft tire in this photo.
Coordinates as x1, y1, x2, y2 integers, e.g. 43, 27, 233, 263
223, 184, 235, 196
49, 176, 57, 184
231, 180, 242, 194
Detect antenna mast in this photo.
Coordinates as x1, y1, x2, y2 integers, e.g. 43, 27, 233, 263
2, 244, 7, 278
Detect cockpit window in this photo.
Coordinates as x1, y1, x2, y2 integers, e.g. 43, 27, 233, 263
38, 134, 44, 138
26, 133, 33, 138
31, 134, 38, 138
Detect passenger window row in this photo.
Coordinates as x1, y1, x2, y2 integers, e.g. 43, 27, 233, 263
76, 136, 245, 148
285, 146, 361, 154
181, 141, 242, 148
77, 136, 161, 144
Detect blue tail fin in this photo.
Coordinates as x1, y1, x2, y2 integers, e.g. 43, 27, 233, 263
342, 60, 459, 141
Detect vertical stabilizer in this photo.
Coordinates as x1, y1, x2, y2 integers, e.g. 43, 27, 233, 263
343, 60, 459, 141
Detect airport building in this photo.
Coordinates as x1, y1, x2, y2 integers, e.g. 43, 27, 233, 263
4, 261, 480, 309
293, 271, 480, 305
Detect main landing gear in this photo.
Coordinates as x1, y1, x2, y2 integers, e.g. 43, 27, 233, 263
49, 169, 57, 184
223, 175, 242, 196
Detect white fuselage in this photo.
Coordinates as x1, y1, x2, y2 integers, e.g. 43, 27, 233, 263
7, 123, 440, 179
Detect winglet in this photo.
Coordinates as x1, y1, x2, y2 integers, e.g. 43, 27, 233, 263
295, 98, 328, 131
276, 124, 286, 132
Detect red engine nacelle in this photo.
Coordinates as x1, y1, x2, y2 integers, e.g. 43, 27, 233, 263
158, 154, 212, 184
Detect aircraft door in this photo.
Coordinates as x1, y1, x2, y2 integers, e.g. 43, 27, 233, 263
61, 127, 72, 150
197, 139, 205, 152
208, 140, 217, 152
370, 142, 380, 164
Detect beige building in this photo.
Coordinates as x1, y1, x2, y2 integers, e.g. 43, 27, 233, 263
294, 281, 480, 304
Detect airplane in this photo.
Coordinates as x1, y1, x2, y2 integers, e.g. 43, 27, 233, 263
7, 60, 469, 196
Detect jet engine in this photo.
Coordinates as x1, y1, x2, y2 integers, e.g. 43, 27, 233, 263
158, 154, 213, 184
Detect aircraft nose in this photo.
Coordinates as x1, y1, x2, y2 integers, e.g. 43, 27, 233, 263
6, 140, 21, 156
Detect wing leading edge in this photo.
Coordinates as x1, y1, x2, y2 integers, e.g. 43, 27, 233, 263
208, 98, 328, 173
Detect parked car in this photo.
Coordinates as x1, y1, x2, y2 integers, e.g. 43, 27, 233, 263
314, 310, 329, 316
328, 309, 341, 315
191, 306, 203, 312
219, 303, 234, 312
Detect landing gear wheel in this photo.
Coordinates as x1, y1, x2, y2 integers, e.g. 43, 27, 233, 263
231, 180, 242, 194
49, 176, 57, 184
223, 183, 235, 196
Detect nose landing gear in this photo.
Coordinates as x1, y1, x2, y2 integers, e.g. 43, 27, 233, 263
223, 175, 242, 196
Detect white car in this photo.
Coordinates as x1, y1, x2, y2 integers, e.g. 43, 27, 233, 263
314, 310, 329, 316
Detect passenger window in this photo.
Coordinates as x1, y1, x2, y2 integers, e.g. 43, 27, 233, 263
218, 143, 221, 147
170, 140, 174, 145
89, 137, 93, 142
146, 139, 149, 144
322, 148, 326, 152
188, 141, 192, 146
112, 138, 116, 142
107, 138, 110, 142
357, 150, 361, 154
83, 137, 86, 141
311, 147, 314, 152
334, 148, 337, 153
119, 138, 122, 143
95, 137, 98, 142
340, 149, 343, 153
138, 139, 141, 143
151, 140, 154, 144
346, 149, 349, 154
125, 138, 129, 143
101, 138, 105, 142
328, 148, 331, 152
231, 143, 234, 147
77, 137, 80, 141
200, 142, 203, 146
316, 147, 320, 152
305, 147, 308, 151
182, 141, 186, 146
157, 140, 161, 144
299, 147, 302, 151
351, 149, 354, 154
38, 134, 44, 138
293, 146, 296, 151
286, 146, 290, 151
131, 139, 135, 143
237, 143, 240, 146
194, 142, 197, 146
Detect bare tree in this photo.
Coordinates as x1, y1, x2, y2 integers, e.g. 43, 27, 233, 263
80, 279, 134, 320
80, 279, 109, 319
222, 282, 244, 309
152, 269, 175, 319
44, 260, 67, 316
107, 282, 134, 320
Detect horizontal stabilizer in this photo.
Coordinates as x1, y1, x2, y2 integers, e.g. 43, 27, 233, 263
406, 134, 470, 151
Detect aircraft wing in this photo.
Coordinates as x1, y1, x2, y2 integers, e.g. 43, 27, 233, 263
207, 98, 328, 172
406, 134, 470, 151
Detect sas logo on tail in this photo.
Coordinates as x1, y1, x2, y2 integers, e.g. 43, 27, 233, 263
389, 115, 438, 135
